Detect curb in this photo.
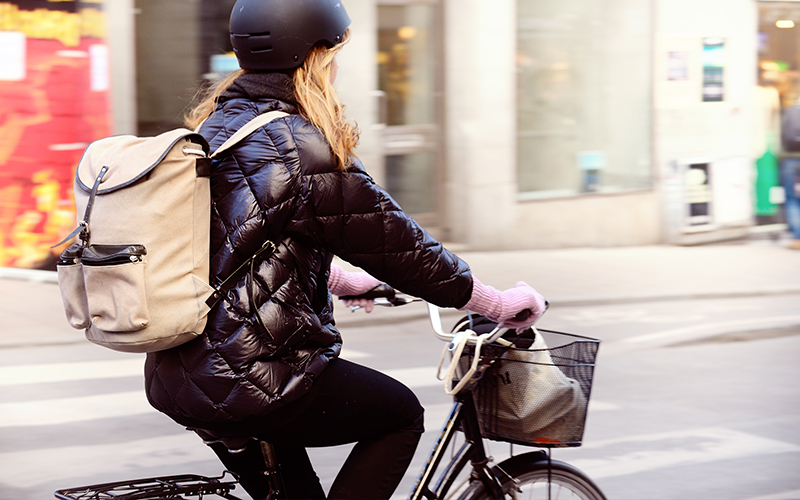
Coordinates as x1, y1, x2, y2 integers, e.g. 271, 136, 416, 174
332, 286, 800, 329
3, 268, 800, 310
546, 286, 800, 308
0, 267, 58, 283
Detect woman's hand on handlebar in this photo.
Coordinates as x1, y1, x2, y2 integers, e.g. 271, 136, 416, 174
339, 284, 418, 311
460, 278, 547, 331
498, 281, 547, 330
329, 264, 384, 312
341, 296, 376, 313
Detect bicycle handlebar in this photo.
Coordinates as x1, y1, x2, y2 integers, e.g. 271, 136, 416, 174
339, 283, 396, 301
341, 285, 537, 342
338, 284, 547, 395
339, 284, 419, 307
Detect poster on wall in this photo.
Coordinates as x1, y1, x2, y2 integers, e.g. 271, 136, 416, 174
667, 51, 689, 81
702, 37, 725, 102
0, 0, 110, 270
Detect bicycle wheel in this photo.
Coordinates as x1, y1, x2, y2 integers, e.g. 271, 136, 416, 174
460, 452, 606, 500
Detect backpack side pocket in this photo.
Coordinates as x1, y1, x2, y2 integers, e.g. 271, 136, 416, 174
56, 244, 91, 330
81, 244, 150, 332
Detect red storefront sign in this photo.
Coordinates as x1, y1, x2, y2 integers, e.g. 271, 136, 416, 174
0, 0, 110, 269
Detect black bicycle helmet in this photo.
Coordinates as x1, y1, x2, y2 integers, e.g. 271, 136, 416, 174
230, 0, 351, 71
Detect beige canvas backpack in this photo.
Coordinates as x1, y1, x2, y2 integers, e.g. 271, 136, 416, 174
55, 111, 288, 353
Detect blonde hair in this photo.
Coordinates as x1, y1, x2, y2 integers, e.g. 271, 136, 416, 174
293, 30, 359, 170
184, 69, 245, 132
185, 30, 358, 171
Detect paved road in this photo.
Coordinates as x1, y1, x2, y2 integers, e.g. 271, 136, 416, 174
1, 293, 799, 499
1, 241, 799, 499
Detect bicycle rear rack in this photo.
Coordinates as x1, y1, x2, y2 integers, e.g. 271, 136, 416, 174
54, 471, 242, 500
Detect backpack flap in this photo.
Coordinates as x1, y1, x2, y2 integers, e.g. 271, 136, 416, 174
76, 130, 209, 195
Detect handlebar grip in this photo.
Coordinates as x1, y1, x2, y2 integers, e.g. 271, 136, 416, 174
339, 283, 396, 301
513, 309, 531, 322
512, 301, 549, 323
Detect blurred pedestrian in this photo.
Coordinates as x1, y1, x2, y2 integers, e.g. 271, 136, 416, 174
780, 157, 800, 249
779, 103, 800, 249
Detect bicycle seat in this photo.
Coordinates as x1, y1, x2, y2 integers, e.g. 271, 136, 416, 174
190, 427, 251, 454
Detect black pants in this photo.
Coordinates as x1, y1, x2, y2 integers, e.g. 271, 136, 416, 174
208, 358, 425, 500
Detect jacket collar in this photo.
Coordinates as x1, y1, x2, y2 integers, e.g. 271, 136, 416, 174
220, 72, 297, 106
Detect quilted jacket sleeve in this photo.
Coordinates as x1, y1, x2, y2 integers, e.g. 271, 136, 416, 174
286, 147, 473, 309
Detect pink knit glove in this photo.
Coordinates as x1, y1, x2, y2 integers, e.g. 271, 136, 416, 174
328, 264, 383, 312
460, 277, 546, 329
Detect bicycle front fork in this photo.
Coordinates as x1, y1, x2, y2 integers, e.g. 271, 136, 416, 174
408, 393, 504, 500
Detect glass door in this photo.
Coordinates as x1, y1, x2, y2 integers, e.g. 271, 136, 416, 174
377, 0, 443, 223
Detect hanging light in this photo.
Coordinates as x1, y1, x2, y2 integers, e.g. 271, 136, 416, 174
776, 19, 795, 29
397, 26, 417, 41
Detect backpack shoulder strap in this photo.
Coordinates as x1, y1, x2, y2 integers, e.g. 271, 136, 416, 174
210, 110, 289, 158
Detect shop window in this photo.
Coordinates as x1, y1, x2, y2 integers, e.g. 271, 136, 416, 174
516, 0, 653, 197
758, 1, 800, 109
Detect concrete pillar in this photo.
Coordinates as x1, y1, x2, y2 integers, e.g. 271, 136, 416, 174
443, 0, 518, 249
336, 0, 385, 186
105, 0, 137, 135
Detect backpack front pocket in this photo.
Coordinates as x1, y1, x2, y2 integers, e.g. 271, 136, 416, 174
57, 244, 91, 330
80, 244, 150, 332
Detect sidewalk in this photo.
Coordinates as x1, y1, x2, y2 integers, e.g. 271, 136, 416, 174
2, 240, 799, 348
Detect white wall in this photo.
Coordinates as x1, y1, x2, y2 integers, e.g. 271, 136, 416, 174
106, 0, 137, 135
654, 0, 758, 243
444, 0, 518, 248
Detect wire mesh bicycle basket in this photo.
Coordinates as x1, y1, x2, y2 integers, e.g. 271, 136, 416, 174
465, 328, 600, 448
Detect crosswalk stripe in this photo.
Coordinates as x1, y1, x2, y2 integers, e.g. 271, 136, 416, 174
0, 390, 152, 427
0, 366, 443, 428
0, 358, 618, 428
624, 315, 800, 346
384, 366, 443, 388
0, 359, 432, 389
0, 359, 143, 386
571, 427, 800, 479
746, 489, 800, 500
0, 433, 217, 488
0, 350, 370, 387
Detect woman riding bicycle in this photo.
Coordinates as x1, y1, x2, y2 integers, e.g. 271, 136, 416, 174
143, 1, 546, 498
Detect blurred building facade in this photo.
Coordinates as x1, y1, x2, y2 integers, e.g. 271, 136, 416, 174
0, 0, 112, 269
4, 0, 800, 265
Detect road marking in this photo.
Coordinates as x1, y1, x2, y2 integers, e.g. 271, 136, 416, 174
0, 433, 217, 487
383, 366, 442, 388
0, 359, 143, 386
587, 400, 619, 412
624, 315, 800, 346
0, 357, 417, 388
0, 390, 152, 427
0, 357, 619, 427
0, 368, 443, 427
572, 427, 800, 479
0, 350, 371, 387
747, 489, 800, 500
339, 348, 370, 359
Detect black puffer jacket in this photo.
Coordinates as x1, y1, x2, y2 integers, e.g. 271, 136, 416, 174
144, 73, 472, 425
